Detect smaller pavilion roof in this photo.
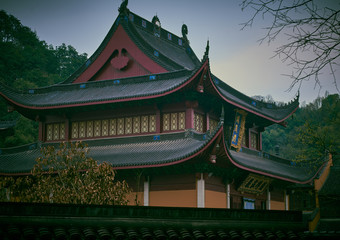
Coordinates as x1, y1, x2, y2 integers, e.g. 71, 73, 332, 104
224, 147, 326, 184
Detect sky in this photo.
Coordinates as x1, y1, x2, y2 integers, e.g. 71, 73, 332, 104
1, 0, 339, 104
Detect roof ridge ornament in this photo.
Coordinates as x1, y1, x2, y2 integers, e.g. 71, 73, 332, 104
202, 40, 209, 61
118, 0, 129, 14
181, 24, 189, 44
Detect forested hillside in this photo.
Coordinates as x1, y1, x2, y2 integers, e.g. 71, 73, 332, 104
262, 93, 339, 166
0, 10, 87, 147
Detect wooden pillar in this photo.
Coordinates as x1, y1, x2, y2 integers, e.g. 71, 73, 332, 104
144, 177, 150, 206
285, 190, 289, 210
227, 183, 231, 209
197, 173, 205, 208
65, 118, 70, 141
206, 113, 210, 132
267, 188, 271, 210
185, 101, 197, 129
156, 108, 161, 133
39, 122, 44, 142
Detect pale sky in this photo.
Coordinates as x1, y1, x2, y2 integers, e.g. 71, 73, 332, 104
1, 0, 339, 104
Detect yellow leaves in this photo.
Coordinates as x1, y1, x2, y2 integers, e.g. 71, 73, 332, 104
2, 141, 131, 205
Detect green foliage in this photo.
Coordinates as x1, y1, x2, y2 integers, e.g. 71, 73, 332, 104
262, 93, 340, 167
0, 141, 131, 205
0, 10, 87, 147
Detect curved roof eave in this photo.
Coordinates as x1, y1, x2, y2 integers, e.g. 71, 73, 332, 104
221, 132, 326, 184
0, 61, 209, 111
112, 123, 224, 170
0, 121, 223, 176
205, 66, 299, 124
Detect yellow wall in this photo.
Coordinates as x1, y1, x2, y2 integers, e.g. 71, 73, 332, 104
149, 190, 196, 207
270, 200, 285, 210
126, 192, 143, 206
205, 190, 227, 208
314, 154, 333, 191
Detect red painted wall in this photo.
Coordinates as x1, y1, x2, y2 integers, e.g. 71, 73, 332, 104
73, 25, 167, 83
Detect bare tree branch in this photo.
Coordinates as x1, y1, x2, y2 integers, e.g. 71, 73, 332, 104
241, 0, 340, 94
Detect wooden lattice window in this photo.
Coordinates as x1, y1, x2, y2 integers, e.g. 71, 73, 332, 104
109, 119, 116, 136
133, 116, 140, 134
102, 120, 109, 136
46, 123, 65, 141
46, 124, 53, 141
79, 121, 86, 138
69, 114, 157, 139
141, 116, 149, 133
171, 113, 178, 130
209, 118, 218, 133
179, 112, 185, 130
163, 112, 185, 132
87, 121, 93, 138
163, 113, 170, 131
194, 113, 204, 132
72, 122, 79, 139
125, 117, 132, 134
250, 131, 259, 150
149, 115, 156, 132
117, 118, 124, 135
94, 120, 101, 137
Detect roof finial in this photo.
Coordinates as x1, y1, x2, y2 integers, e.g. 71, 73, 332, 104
119, 0, 129, 14
181, 24, 189, 44
203, 39, 210, 60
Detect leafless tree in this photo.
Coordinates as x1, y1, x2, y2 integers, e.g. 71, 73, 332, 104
241, 0, 340, 93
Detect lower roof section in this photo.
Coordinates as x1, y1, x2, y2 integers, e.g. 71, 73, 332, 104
0, 124, 222, 175
0, 121, 324, 185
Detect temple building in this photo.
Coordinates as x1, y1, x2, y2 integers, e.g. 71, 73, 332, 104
0, 1, 327, 211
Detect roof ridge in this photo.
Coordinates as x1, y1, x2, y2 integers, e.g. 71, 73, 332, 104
211, 74, 299, 111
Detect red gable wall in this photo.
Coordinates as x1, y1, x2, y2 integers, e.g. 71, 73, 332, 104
73, 25, 167, 83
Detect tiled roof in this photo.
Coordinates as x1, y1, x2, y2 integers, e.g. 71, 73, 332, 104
225, 145, 326, 184
0, 202, 322, 240
0, 120, 16, 130
62, 10, 200, 85
0, 69, 194, 109
0, 125, 222, 175
211, 74, 299, 123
